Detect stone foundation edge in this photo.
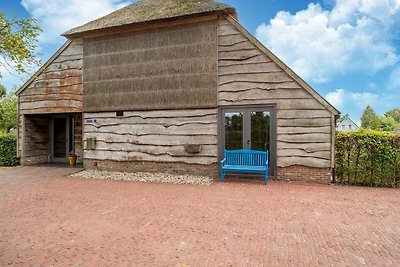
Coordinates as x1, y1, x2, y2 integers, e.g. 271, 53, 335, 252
84, 160, 332, 184
84, 159, 219, 178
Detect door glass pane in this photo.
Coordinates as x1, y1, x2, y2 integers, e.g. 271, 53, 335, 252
224, 112, 243, 150
251, 111, 270, 151
54, 118, 67, 158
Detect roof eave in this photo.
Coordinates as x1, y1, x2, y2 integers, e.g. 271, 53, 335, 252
63, 9, 236, 39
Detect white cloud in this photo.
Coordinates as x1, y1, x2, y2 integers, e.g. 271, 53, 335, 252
21, 0, 132, 44
325, 89, 382, 113
256, 0, 400, 84
325, 88, 345, 108
388, 65, 400, 89
0, 57, 29, 91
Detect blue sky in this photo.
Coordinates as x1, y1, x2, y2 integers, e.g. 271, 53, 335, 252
1, 0, 399, 123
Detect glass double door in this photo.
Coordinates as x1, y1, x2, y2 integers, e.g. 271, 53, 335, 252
221, 106, 276, 177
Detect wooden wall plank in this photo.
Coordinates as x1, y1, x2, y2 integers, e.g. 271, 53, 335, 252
19, 41, 83, 115
83, 109, 218, 165
218, 16, 334, 169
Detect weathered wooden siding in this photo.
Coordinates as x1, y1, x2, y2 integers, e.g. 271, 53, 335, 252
218, 17, 333, 168
20, 115, 50, 165
83, 19, 218, 112
19, 41, 83, 114
74, 114, 84, 164
83, 109, 218, 164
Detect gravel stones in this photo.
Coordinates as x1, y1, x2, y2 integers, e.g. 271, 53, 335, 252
71, 170, 213, 185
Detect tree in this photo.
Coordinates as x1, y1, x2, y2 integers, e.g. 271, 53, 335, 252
361, 105, 380, 130
379, 115, 397, 132
0, 91, 17, 132
385, 108, 400, 123
0, 12, 41, 78
0, 84, 6, 97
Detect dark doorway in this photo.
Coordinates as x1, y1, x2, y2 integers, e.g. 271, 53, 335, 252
50, 116, 73, 163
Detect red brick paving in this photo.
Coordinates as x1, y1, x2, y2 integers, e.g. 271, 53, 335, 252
0, 166, 399, 266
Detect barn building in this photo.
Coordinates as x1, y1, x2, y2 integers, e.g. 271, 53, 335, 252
16, 0, 340, 183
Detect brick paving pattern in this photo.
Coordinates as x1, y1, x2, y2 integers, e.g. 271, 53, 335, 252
0, 166, 399, 266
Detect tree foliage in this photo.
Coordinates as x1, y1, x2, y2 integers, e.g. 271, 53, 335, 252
0, 91, 17, 133
0, 84, 6, 97
385, 108, 400, 124
379, 115, 397, 132
361, 105, 380, 130
0, 12, 41, 77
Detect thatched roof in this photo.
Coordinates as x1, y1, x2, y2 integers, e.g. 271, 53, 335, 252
63, 0, 236, 37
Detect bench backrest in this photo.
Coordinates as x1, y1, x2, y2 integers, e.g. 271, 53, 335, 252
224, 150, 268, 166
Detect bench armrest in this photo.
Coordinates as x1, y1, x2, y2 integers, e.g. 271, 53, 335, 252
221, 158, 226, 166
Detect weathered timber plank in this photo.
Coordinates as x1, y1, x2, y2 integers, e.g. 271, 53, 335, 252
277, 141, 331, 152
84, 150, 217, 165
277, 126, 332, 134
20, 107, 82, 115
218, 81, 301, 92
277, 133, 331, 143
218, 62, 283, 75
45, 60, 83, 72
219, 55, 270, 66
219, 99, 325, 110
20, 94, 82, 102
277, 118, 331, 127
93, 141, 217, 157
278, 149, 331, 160
218, 49, 263, 61
31, 77, 82, 88
218, 41, 255, 52
53, 54, 83, 63
84, 123, 217, 136
218, 34, 249, 46
219, 72, 293, 85
219, 89, 312, 101
20, 85, 82, 96
83, 109, 217, 119
83, 132, 217, 146
277, 110, 332, 119
218, 24, 240, 36
277, 157, 331, 168
20, 100, 82, 110
86, 116, 217, 127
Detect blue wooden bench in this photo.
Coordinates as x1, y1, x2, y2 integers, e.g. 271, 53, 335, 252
220, 150, 269, 184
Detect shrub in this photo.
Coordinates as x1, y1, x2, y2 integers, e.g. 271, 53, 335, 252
335, 130, 400, 187
0, 134, 19, 166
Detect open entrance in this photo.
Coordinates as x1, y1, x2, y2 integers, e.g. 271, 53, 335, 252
21, 114, 82, 165
50, 116, 74, 163
219, 105, 277, 177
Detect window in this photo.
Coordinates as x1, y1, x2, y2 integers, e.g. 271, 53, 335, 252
342, 125, 345, 130
349, 125, 352, 130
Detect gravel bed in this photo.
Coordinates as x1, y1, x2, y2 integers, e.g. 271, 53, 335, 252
71, 170, 213, 185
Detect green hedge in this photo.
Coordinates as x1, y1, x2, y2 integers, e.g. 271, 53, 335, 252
335, 130, 400, 187
0, 135, 20, 166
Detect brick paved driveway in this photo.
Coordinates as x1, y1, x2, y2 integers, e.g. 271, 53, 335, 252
0, 167, 399, 266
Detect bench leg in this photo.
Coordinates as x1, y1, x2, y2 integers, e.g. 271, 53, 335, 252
264, 171, 269, 184
220, 169, 225, 182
